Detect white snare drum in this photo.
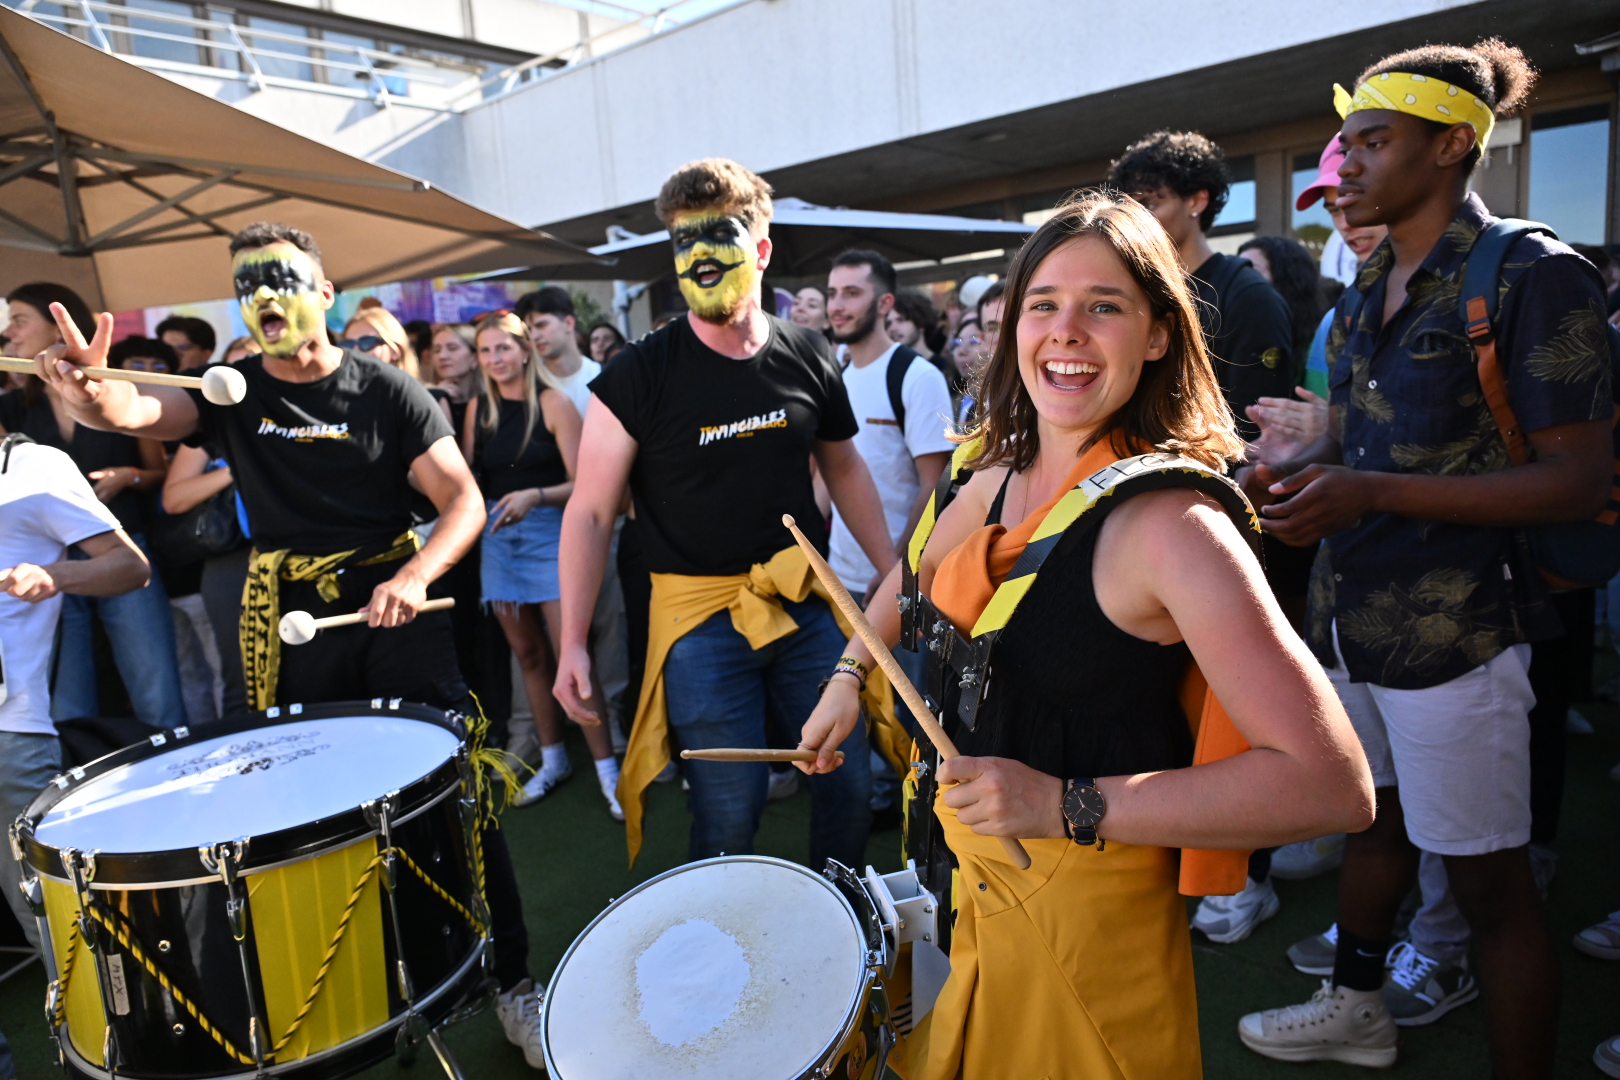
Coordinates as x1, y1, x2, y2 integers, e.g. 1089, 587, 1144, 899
542, 857, 894, 1080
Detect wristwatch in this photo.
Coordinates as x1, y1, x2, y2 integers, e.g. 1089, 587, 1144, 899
1062, 777, 1107, 847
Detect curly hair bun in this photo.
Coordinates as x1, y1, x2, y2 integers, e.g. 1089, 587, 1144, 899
1357, 37, 1537, 116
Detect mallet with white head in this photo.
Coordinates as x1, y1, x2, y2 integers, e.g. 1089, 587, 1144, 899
279, 597, 456, 645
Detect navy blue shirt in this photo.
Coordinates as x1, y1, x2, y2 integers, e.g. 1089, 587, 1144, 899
1307, 194, 1612, 689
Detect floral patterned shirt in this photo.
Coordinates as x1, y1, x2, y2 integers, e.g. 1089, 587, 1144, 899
1306, 194, 1612, 689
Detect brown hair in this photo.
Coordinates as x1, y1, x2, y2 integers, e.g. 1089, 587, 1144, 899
964, 189, 1242, 473
654, 158, 774, 232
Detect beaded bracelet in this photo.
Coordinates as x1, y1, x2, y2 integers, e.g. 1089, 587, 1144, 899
831, 655, 869, 692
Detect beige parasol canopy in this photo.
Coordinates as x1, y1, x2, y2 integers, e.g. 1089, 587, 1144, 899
0, 7, 605, 312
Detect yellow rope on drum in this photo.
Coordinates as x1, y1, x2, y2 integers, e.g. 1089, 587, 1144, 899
54, 845, 483, 1068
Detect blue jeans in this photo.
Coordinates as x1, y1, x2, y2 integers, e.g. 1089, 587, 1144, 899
0, 731, 61, 950
663, 596, 871, 869
50, 533, 184, 729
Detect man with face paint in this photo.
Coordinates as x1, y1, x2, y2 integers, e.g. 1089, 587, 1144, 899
556, 158, 897, 870
1235, 43, 1612, 1077
31, 221, 555, 1069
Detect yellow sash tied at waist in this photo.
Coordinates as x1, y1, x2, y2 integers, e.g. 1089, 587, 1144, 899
619, 543, 898, 865
891, 786, 1202, 1080
241, 531, 421, 711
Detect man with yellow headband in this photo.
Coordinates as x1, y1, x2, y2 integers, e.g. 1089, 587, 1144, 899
30, 221, 556, 1069
1237, 42, 1611, 1077
555, 157, 896, 870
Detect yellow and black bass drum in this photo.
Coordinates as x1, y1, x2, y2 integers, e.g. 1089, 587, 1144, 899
10, 700, 491, 1079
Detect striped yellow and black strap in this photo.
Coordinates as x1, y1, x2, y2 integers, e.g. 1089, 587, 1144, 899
968, 454, 1261, 639
907, 436, 983, 575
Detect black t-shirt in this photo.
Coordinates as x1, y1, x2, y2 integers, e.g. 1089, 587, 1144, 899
1192, 253, 1296, 441
0, 388, 149, 532
184, 351, 453, 555
590, 315, 859, 576
472, 396, 567, 499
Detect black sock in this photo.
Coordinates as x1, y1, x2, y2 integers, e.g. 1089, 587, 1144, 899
1332, 927, 1387, 992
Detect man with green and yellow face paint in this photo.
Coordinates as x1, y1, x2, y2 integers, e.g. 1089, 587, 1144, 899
232, 245, 328, 360
670, 210, 761, 323
557, 157, 899, 871
31, 220, 554, 1068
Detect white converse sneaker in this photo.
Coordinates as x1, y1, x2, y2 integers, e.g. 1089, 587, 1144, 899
1270, 834, 1346, 880
1574, 910, 1620, 960
1239, 980, 1398, 1067
513, 761, 572, 808
496, 977, 547, 1069
1191, 876, 1280, 944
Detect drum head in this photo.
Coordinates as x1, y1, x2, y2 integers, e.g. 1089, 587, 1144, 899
34, 715, 459, 854
545, 857, 868, 1080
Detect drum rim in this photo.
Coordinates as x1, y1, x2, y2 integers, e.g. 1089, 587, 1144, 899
52, 930, 489, 1080
16, 700, 467, 887
540, 855, 874, 1079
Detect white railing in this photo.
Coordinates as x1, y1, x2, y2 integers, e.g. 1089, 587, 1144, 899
10, 0, 742, 113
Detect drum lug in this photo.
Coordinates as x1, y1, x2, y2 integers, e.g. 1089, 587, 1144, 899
366, 792, 421, 1007
60, 848, 97, 949
201, 838, 270, 1071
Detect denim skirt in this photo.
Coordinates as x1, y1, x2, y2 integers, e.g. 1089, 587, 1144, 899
480, 501, 563, 605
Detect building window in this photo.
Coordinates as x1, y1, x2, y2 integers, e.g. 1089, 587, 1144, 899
1210, 156, 1256, 233
1290, 151, 1335, 255
1528, 104, 1611, 245
119, 0, 203, 66
243, 15, 313, 83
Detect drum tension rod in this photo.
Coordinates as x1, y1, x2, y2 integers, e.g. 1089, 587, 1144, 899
364, 793, 416, 1003
59, 847, 125, 1076
201, 838, 270, 1071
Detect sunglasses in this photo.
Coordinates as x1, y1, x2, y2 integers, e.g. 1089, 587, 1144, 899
338, 335, 387, 353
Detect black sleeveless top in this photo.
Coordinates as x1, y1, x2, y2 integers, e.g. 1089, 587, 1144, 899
952, 473, 1195, 778
472, 396, 566, 499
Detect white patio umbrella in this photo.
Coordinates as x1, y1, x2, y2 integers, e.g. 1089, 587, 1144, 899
0, 6, 606, 311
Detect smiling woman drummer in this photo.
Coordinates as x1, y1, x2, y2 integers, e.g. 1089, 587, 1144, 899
798, 190, 1376, 1080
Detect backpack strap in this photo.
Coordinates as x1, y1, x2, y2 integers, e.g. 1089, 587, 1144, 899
1459, 219, 1558, 467
886, 344, 921, 434
0, 433, 34, 475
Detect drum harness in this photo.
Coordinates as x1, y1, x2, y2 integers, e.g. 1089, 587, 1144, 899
12, 702, 522, 1075
897, 444, 1260, 950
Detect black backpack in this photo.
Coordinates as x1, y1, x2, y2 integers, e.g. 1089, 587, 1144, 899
1343, 219, 1620, 588
841, 344, 922, 431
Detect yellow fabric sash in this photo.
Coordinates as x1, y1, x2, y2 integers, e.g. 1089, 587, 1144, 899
889, 788, 1202, 1080
619, 544, 898, 865
240, 531, 420, 711
1334, 72, 1495, 147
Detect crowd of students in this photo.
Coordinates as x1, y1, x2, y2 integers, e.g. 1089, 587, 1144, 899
0, 31, 1614, 1080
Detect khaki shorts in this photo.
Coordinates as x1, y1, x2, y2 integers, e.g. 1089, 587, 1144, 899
1326, 622, 1533, 856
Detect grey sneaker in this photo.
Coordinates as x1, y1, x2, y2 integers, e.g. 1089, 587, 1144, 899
1288, 923, 1338, 976
1238, 980, 1398, 1067
1270, 834, 1346, 880
1383, 942, 1477, 1026
1595, 1034, 1620, 1078
1574, 910, 1620, 960
1191, 876, 1279, 944
766, 768, 800, 802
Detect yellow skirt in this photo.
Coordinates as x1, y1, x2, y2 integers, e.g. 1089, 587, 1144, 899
892, 795, 1202, 1080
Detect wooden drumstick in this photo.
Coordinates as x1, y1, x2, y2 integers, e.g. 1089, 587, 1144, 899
681, 748, 844, 764
279, 597, 455, 645
782, 514, 1033, 870
0, 357, 247, 405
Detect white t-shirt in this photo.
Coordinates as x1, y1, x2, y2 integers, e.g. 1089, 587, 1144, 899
829, 343, 956, 590
548, 355, 602, 422
0, 441, 122, 736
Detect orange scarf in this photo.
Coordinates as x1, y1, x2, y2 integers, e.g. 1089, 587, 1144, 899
926, 434, 1252, 895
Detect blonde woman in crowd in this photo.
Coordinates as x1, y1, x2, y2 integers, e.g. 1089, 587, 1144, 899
344, 298, 420, 380
461, 311, 622, 819
426, 322, 482, 429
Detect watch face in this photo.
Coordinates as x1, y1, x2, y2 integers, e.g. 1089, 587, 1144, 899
1064, 783, 1106, 828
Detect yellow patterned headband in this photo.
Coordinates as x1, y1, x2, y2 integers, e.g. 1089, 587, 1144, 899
1333, 72, 1495, 148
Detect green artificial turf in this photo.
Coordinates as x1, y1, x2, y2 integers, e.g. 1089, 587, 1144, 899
4, 654, 1617, 1078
